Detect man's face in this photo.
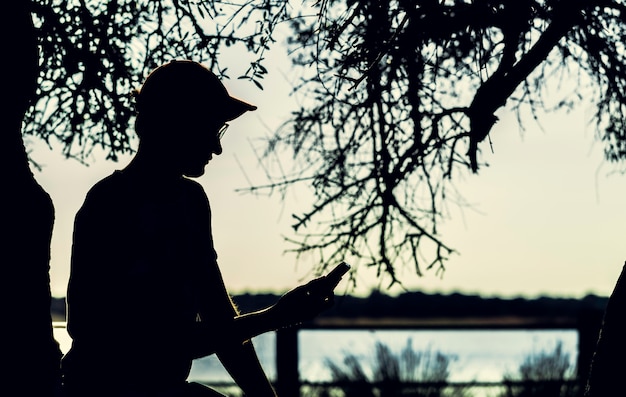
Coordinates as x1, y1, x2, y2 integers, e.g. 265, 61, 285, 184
176, 111, 226, 178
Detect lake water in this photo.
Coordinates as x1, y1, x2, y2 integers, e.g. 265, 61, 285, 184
53, 325, 579, 385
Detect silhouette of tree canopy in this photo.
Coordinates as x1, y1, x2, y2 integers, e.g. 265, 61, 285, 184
27, 0, 626, 288
28, 0, 282, 161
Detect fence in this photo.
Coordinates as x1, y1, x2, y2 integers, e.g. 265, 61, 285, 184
53, 309, 604, 397
199, 379, 582, 397
272, 311, 603, 397
298, 379, 581, 397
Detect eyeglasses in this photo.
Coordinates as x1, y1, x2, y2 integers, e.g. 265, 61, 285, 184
218, 123, 229, 140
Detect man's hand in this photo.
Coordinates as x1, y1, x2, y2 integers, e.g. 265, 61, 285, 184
271, 276, 337, 328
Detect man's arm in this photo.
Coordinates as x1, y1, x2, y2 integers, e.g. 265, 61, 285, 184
216, 336, 277, 397
191, 273, 339, 360
189, 277, 337, 397
215, 277, 338, 396
192, 279, 277, 395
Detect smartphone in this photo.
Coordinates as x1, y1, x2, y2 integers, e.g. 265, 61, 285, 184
325, 261, 350, 289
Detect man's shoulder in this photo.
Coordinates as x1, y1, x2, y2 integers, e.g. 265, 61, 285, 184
83, 172, 208, 205
76, 172, 130, 220
85, 171, 127, 197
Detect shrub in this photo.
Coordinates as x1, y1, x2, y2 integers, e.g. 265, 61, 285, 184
499, 341, 579, 397
304, 338, 471, 397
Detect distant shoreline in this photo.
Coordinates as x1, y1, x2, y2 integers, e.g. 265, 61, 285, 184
49, 291, 608, 323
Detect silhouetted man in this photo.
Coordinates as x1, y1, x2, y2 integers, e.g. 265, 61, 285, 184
62, 60, 340, 397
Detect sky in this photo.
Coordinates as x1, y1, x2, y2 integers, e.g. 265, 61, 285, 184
30, 37, 626, 301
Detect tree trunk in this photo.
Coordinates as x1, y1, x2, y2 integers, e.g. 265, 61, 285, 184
1, 2, 62, 394
585, 264, 626, 397
585, 263, 626, 397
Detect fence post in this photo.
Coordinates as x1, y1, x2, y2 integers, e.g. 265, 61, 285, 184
276, 326, 300, 396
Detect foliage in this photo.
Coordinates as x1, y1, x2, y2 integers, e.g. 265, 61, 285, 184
28, 0, 287, 162
254, 0, 626, 287
500, 341, 579, 397
27, 0, 626, 286
302, 339, 469, 397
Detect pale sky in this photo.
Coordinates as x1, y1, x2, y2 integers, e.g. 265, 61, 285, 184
30, 40, 626, 300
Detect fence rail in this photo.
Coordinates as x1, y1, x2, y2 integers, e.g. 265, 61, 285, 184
197, 379, 583, 397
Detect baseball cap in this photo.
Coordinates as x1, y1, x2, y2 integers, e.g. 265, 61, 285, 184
135, 60, 257, 121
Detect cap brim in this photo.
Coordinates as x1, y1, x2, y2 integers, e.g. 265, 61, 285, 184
223, 96, 257, 121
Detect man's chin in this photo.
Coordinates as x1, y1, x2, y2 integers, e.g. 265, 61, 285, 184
183, 167, 206, 178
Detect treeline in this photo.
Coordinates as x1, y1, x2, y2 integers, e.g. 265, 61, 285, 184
234, 291, 608, 320
50, 291, 609, 321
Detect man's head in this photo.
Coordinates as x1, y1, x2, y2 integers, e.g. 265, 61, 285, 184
134, 60, 256, 136
132, 60, 256, 177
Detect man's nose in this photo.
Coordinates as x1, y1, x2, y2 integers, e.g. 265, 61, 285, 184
212, 140, 223, 155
